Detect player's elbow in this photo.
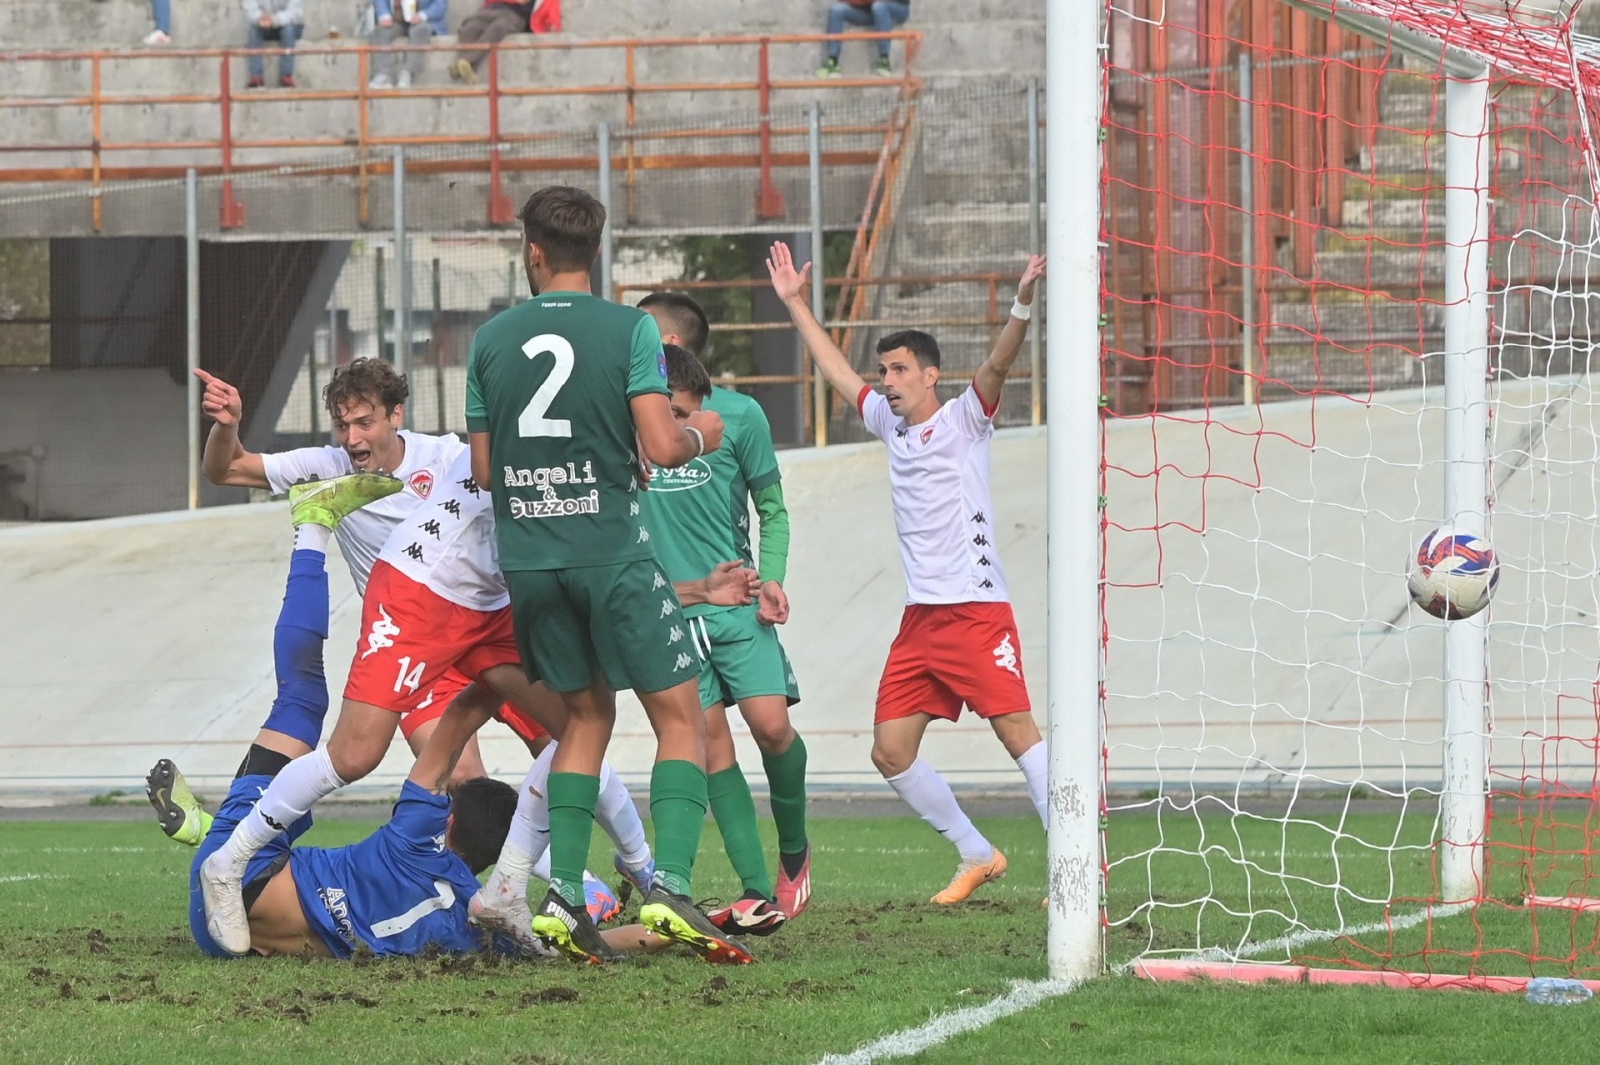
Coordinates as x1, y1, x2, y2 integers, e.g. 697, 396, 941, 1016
206, 462, 258, 489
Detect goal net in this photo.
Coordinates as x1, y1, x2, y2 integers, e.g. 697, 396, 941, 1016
1100, 0, 1600, 981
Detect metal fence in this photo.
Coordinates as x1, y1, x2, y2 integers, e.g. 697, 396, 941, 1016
0, 79, 1047, 521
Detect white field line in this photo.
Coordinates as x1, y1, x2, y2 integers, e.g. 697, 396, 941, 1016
0, 874, 63, 883
812, 979, 1084, 1065
811, 901, 1477, 1064
0, 846, 155, 855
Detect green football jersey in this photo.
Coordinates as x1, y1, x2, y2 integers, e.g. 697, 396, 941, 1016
641, 386, 781, 618
465, 291, 669, 571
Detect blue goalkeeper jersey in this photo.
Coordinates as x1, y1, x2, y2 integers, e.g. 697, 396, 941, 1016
288, 781, 512, 958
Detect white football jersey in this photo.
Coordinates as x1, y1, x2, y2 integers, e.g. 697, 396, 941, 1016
261, 429, 467, 596
858, 385, 1011, 606
375, 449, 508, 611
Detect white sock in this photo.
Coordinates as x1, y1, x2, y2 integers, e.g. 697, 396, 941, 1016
495, 745, 556, 896
293, 523, 331, 553
595, 759, 651, 868
1015, 740, 1048, 826
886, 758, 993, 865
216, 747, 345, 876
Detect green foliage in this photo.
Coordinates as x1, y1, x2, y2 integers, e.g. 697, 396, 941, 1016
86, 790, 126, 807
0, 239, 50, 368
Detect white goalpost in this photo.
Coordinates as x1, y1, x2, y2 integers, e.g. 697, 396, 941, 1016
1044, 0, 1108, 982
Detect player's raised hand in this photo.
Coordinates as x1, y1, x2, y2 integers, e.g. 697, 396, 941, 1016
194, 368, 243, 427
757, 581, 790, 626
1017, 255, 1047, 306
705, 561, 761, 607
686, 409, 725, 455
766, 241, 811, 303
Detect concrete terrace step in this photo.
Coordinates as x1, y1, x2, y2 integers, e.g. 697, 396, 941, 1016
897, 201, 1034, 263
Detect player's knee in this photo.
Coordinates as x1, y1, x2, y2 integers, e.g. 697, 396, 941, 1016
327, 736, 384, 782
871, 742, 911, 778
747, 718, 795, 755
991, 711, 1042, 756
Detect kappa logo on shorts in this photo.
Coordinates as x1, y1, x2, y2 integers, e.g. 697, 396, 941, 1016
667, 624, 685, 645
630, 501, 640, 517
637, 525, 651, 543
675, 652, 695, 671
362, 604, 401, 659
659, 598, 677, 618
992, 633, 1021, 678
408, 470, 434, 499
651, 572, 667, 590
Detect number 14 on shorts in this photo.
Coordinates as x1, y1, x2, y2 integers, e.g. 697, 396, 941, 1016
394, 656, 427, 695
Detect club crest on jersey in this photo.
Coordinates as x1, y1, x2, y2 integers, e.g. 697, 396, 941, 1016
408, 470, 434, 498
920, 426, 936, 444
650, 459, 712, 493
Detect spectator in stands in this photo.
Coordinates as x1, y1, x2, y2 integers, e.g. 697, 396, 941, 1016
449, 0, 536, 84
143, 0, 173, 45
243, 0, 305, 89
817, 0, 911, 78
370, 0, 449, 88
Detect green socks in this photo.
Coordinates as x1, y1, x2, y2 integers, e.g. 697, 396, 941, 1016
762, 733, 810, 862
547, 772, 600, 909
708, 765, 773, 899
649, 759, 708, 898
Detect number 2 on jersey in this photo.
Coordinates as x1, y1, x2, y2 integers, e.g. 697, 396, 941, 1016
519, 334, 575, 438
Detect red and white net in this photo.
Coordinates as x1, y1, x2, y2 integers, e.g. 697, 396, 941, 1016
1101, 0, 1600, 978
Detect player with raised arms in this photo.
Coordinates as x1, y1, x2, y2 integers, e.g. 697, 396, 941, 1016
637, 330, 811, 934
766, 242, 1050, 904
466, 185, 750, 964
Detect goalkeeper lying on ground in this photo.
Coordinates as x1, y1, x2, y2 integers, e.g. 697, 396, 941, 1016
146, 736, 671, 960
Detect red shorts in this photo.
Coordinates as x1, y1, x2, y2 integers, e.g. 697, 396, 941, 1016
345, 560, 520, 715
398, 667, 551, 745
874, 602, 1032, 724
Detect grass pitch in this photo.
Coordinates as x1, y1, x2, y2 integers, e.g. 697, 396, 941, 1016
1, 810, 1598, 1065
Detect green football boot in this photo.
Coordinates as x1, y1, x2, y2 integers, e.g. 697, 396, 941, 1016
145, 758, 213, 847
529, 887, 623, 965
288, 472, 404, 529
640, 886, 755, 965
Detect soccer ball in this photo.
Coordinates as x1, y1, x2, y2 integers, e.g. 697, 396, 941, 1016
1407, 526, 1500, 620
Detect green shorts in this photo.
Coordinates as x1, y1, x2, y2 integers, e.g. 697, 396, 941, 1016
687, 604, 801, 711
505, 559, 700, 695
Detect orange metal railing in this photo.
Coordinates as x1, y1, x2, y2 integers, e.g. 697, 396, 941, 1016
1, 31, 922, 231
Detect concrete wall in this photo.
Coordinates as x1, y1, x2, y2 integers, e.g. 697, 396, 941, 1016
0, 368, 188, 519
